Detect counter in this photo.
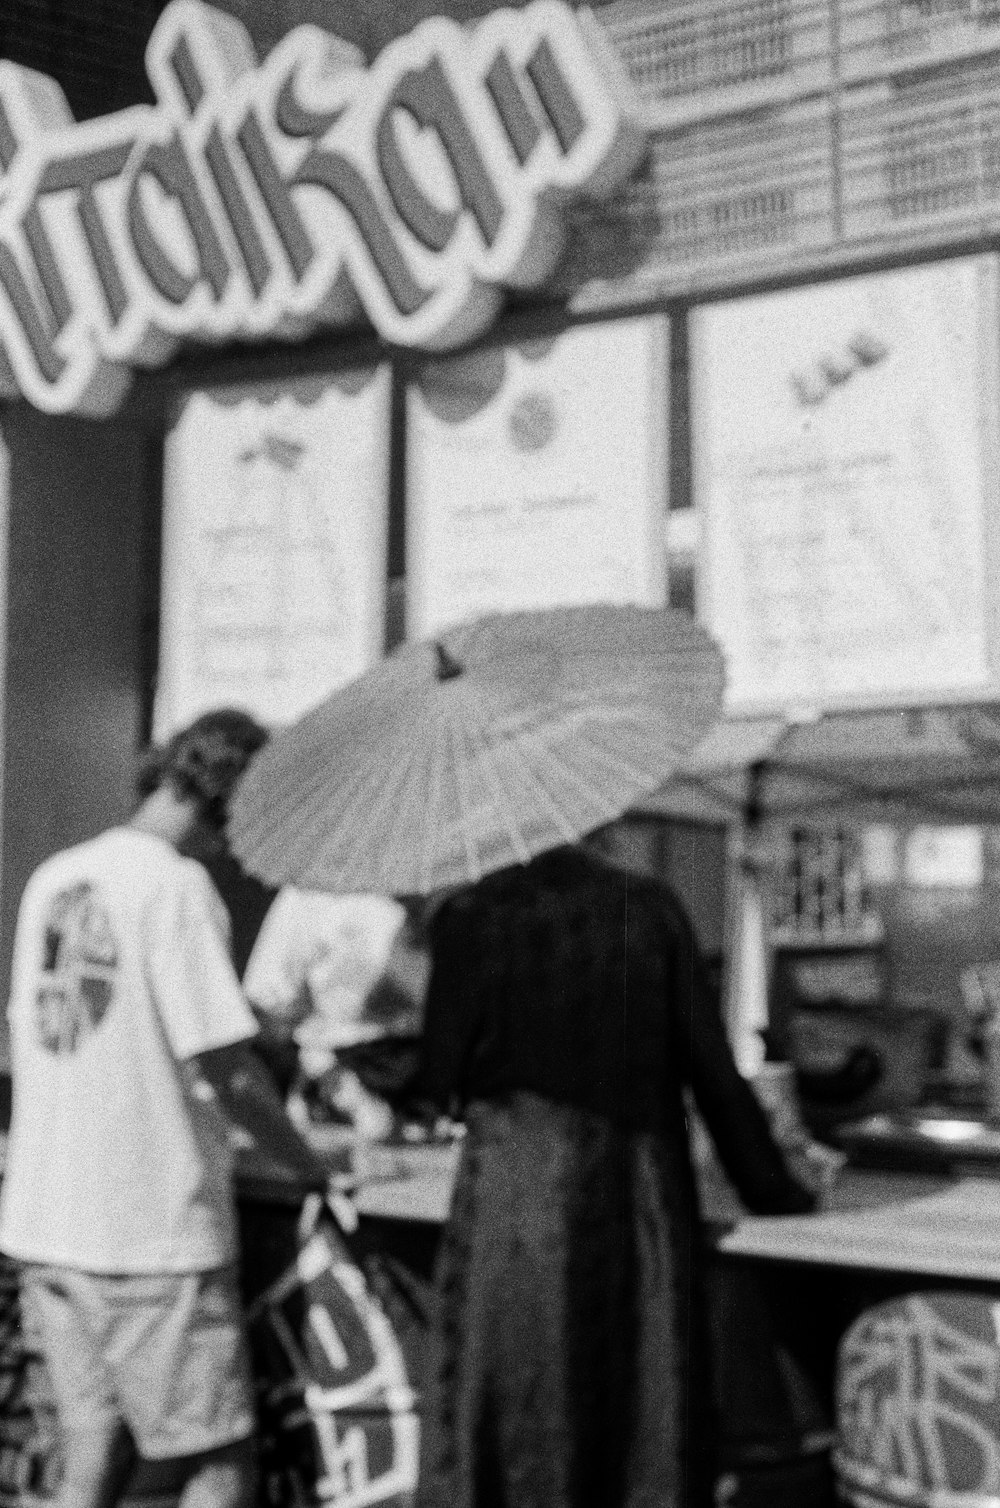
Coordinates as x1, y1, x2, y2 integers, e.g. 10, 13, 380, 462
236, 1133, 958, 1241
720, 1175, 1000, 1281
0, 1135, 985, 1508
234, 1134, 460, 1225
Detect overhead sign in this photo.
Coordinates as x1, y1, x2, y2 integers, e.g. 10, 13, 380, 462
156, 368, 390, 735
693, 255, 1000, 717
407, 315, 669, 636
0, 0, 644, 415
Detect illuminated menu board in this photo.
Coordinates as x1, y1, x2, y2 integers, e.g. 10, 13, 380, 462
693, 255, 1000, 716
406, 315, 669, 637
156, 369, 390, 735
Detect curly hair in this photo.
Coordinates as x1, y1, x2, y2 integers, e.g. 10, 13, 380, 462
138, 709, 269, 828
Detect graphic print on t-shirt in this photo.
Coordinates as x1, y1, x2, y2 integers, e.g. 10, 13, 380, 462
36, 882, 119, 1053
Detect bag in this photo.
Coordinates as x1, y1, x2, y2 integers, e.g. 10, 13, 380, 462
247, 1194, 431, 1508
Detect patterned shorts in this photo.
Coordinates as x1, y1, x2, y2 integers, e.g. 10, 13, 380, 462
20, 1263, 255, 1460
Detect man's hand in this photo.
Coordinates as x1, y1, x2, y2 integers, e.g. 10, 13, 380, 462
188, 1038, 328, 1189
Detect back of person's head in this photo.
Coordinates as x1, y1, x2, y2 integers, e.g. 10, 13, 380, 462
138, 709, 269, 829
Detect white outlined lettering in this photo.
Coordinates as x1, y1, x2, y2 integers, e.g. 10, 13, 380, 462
0, 0, 645, 414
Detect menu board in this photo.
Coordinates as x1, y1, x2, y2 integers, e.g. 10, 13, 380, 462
156, 369, 390, 736
406, 315, 669, 637
693, 255, 1000, 715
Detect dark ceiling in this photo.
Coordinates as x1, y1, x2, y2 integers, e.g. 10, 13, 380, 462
0, 0, 619, 123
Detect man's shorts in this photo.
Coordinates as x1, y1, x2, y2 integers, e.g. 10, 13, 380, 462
20, 1264, 256, 1460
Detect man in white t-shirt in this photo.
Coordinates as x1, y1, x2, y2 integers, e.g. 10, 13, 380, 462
0, 710, 326, 1508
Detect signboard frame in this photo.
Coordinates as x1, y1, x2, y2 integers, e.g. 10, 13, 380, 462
691, 252, 1000, 719
155, 364, 391, 736
405, 310, 670, 638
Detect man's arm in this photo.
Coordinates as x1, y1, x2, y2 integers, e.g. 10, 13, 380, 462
189, 1039, 328, 1188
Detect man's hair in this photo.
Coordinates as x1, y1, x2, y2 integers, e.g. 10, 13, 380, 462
137, 709, 269, 828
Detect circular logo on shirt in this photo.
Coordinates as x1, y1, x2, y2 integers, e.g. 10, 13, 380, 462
35, 883, 119, 1054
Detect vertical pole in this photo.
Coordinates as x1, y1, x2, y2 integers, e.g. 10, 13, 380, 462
724, 762, 772, 1075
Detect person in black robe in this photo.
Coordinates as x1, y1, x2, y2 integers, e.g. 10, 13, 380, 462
415, 843, 815, 1508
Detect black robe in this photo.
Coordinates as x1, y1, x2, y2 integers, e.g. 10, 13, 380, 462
415, 846, 814, 1508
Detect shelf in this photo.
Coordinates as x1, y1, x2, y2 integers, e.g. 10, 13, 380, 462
771, 923, 886, 947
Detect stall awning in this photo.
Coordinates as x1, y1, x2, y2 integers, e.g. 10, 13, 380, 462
636, 703, 1000, 827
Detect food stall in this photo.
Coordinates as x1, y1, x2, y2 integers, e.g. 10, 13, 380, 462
5, 0, 1000, 1504
237, 1124, 1000, 1508
6, 0, 1000, 1004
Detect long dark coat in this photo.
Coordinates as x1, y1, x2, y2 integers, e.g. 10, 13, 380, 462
415, 846, 814, 1508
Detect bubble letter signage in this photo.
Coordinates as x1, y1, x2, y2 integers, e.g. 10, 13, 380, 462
0, 0, 644, 414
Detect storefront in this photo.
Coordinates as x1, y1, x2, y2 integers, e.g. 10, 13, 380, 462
6, 0, 1000, 1029
7, 1, 1000, 1504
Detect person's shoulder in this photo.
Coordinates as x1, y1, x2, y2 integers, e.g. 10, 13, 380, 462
96, 831, 217, 913
102, 828, 195, 887
298, 887, 400, 917
25, 846, 76, 890
538, 846, 662, 907
443, 847, 619, 920
169, 849, 224, 904
282, 887, 404, 937
619, 868, 693, 930
573, 854, 694, 936
141, 854, 229, 945
24, 829, 120, 892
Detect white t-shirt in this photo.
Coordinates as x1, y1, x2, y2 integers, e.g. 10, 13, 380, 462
244, 889, 428, 1065
0, 827, 259, 1274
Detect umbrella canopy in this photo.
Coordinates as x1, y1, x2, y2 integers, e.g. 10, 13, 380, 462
639, 703, 1000, 828
228, 604, 724, 896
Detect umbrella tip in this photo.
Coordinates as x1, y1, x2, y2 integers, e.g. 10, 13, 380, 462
434, 642, 464, 682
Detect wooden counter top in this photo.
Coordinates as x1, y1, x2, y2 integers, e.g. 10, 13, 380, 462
719, 1175, 1000, 1281
237, 1133, 958, 1243
352, 1144, 458, 1224
1, 1122, 969, 1249
235, 1135, 461, 1223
